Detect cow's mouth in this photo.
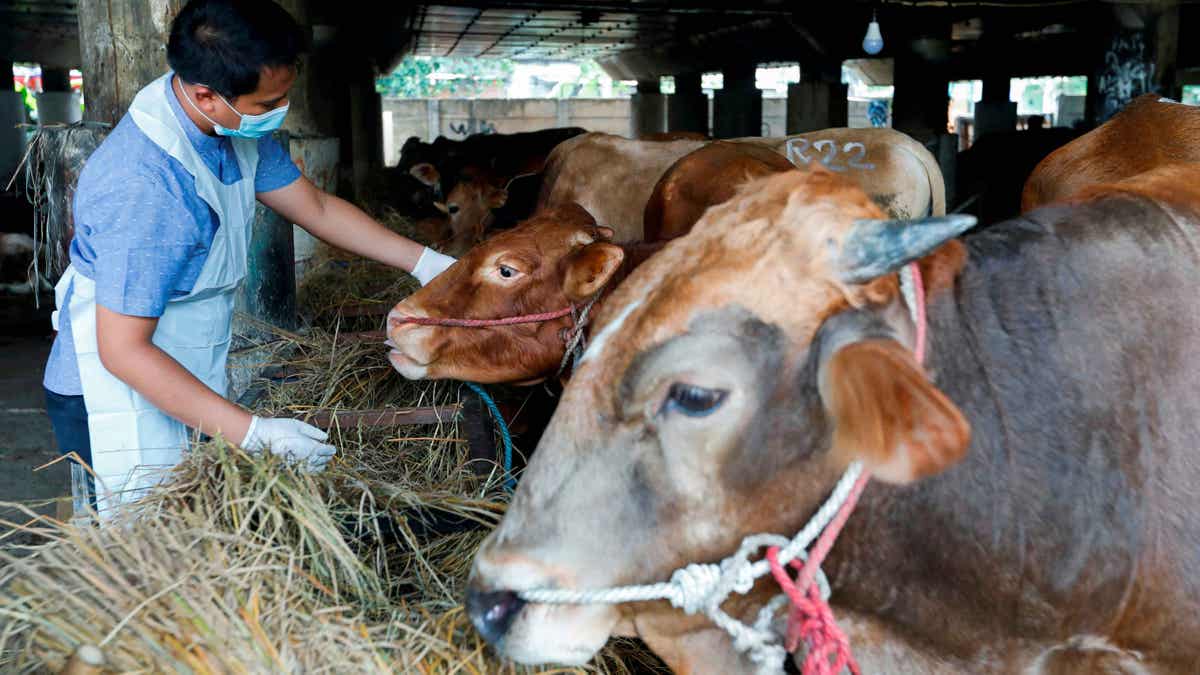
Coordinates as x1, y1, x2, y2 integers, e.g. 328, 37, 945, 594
387, 348, 433, 379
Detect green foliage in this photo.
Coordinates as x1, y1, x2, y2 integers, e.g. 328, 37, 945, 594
376, 56, 515, 98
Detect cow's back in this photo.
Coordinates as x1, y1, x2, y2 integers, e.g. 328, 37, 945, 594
736, 127, 945, 217
1022, 94, 1200, 211
934, 166, 1200, 663
537, 133, 707, 242
643, 141, 794, 241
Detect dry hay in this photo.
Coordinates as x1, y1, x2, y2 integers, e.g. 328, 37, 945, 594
0, 257, 666, 674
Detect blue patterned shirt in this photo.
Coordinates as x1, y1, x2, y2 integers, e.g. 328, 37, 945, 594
44, 74, 301, 395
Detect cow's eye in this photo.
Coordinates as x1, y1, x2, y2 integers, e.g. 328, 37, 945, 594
662, 383, 727, 418
498, 264, 517, 279
448, 204, 460, 215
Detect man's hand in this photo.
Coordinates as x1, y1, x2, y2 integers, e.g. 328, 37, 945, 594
240, 416, 336, 471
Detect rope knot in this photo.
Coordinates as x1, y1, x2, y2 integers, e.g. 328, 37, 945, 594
668, 563, 723, 614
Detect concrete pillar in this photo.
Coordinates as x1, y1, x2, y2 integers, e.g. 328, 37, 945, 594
713, 62, 762, 139
974, 73, 1017, 140
1, 59, 24, 179
349, 61, 383, 201
668, 72, 708, 135
631, 79, 666, 138
891, 53, 949, 144
786, 81, 849, 134
36, 67, 83, 125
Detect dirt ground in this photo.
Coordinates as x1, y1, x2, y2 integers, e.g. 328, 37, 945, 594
0, 298, 69, 530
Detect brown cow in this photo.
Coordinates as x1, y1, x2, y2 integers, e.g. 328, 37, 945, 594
1022, 94, 1200, 211
386, 203, 661, 385
466, 164, 1200, 673
410, 164, 512, 255
643, 141, 795, 241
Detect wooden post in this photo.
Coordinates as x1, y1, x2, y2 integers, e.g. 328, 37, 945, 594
461, 391, 498, 479
77, 0, 187, 125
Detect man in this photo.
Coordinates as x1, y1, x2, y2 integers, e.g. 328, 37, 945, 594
42, 0, 456, 517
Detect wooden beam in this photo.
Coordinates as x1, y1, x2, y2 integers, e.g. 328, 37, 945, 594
301, 405, 461, 429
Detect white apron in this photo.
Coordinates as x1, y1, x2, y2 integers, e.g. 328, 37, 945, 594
51, 72, 258, 518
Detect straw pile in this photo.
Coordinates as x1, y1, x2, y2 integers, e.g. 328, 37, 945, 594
0, 244, 666, 673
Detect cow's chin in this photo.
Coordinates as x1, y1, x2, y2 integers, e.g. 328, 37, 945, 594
495, 602, 620, 666
387, 349, 430, 380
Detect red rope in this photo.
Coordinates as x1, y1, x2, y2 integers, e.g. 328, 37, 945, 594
390, 305, 575, 328
765, 262, 926, 675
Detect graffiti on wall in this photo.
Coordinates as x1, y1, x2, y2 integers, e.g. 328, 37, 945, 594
1097, 31, 1155, 122
448, 119, 497, 137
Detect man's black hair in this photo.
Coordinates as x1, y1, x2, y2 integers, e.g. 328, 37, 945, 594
167, 0, 306, 99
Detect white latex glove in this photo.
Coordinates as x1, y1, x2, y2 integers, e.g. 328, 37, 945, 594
240, 416, 337, 471
411, 247, 457, 286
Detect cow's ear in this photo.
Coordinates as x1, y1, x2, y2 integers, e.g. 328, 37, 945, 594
402, 136, 421, 152
820, 339, 969, 484
487, 186, 508, 209
564, 242, 625, 302
595, 225, 615, 240
410, 163, 440, 187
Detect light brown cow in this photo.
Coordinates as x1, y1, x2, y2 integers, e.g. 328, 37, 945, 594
1022, 93, 1200, 211
466, 165, 1200, 673
386, 203, 661, 385
541, 130, 945, 246
738, 127, 947, 218
538, 133, 709, 242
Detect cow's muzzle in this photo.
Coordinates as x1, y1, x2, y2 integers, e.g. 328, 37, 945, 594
466, 586, 526, 645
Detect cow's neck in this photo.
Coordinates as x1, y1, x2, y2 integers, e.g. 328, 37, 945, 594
820, 206, 1200, 661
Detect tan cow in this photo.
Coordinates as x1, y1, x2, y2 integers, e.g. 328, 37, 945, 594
466, 164, 1200, 673
738, 127, 946, 218
1022, 93, 1200, 211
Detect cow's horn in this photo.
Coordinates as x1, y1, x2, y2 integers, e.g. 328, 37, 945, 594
838, 215, 976, 284
433, 201, 450, 214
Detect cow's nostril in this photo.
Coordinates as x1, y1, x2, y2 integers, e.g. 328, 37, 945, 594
466, 587, 526, 645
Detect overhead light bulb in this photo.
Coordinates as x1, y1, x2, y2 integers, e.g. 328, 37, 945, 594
863, 11, 884, 55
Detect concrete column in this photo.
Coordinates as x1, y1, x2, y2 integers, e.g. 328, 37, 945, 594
631, 80, 666, 138
1, 58, 25, 179
349, 62, 383, 200
36, 67, 83, 125
786, 81, 849, 134
668, 72, 708, 135
974, 72, 1017, 140
891, 53, 949, 144
713, 62, 762, 139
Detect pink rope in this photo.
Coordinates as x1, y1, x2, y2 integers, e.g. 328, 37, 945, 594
390, 305, 575, 328
765, 262, 926, 675
910, 263, 927, 362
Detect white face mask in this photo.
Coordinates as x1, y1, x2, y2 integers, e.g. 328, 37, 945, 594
176, 76, 289, 139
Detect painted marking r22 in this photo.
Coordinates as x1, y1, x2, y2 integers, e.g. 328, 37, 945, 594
786, 138, 876, 172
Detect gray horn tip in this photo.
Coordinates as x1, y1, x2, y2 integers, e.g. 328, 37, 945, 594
839, 214, 978, 284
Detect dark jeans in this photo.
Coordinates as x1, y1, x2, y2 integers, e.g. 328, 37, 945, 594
44, 387, 92, 467
44, 387, 97, 509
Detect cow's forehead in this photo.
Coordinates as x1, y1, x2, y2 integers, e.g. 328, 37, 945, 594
580, 170, 888, 395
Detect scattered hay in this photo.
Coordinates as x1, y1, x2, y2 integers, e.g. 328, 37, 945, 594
0, 256, 666, 673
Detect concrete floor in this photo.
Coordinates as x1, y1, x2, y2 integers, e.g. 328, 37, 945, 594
0, 322, 69, 527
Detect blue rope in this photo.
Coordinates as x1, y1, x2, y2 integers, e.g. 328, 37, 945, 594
464, 382, 516, 491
